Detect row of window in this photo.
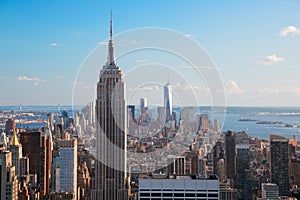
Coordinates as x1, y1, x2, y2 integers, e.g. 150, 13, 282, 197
140, 193, 218, 197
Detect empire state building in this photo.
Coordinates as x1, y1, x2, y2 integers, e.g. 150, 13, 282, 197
92, 12, 128, 200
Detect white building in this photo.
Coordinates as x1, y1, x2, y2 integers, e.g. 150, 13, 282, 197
139, 174, 219, 200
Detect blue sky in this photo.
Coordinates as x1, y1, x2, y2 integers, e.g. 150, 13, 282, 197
0, 0, 300, 106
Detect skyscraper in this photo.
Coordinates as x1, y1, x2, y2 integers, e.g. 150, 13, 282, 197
270, 135, 289, 197
92, 12, 127, 200
5, 119, 16, 134
9, 131, 22, 177
164, 81, 172, 122
0, 150, 18, 200
225, 130, 236, 188
41, 125, 53, 196
236, 144, 252, 200
57, 139, 78, 198
20, 131, 44, 183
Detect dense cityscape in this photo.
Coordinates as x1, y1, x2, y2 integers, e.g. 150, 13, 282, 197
1, 1, 300, 200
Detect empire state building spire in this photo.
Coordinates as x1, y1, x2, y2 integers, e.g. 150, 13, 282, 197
106, 10, 115, 66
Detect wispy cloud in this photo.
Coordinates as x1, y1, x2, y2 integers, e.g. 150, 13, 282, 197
183, 34, 195, 38
99, 41, 108, 46
226, 80, 244, 95
49, 42, 59, 47
130, 40, 143, 45
258, 88, 284, 94
17, 76, 45, 85
135, 59, 148, 63
279, 26, 300, 37
172, 82, 201, 91
255, 54, 284, 66
174, 65, 221, 70
18, 76, 41, 82
127, 85, 161, 92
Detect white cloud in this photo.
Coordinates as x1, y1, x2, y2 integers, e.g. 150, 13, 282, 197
256, 54, 284, 66
18, 76, 41, 82
184, 34, 195, 38
98, 41, 108, 46
135, 59, 148, 63
49, 43, 59, 47
130, 40, 143, 45
127, 85, 161, 92
174, 65, 221, 70
172, 82, 201, 91
279, 26, 300, 37
18, 76, 45, 85
258, 88, 284, 94
226, 80, 244, 95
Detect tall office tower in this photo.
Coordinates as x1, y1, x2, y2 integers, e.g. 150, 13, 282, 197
127, 105, 135, 121
225, 130, 236, 188
20, 156, 29, 176
88, 101, 95, 125
0, 150, 18, 200
40, 125, 53, 196
289, 159, 300, 186
5, 119, 16, 134
74, 111, 80, 127
57, 139, 78, 198
140, 98, 147, 110
0, 131, 8, 149
93, 12, 127, 200
236, 144, 252, 200
157, 106, 166, 124
20, 131, 45, 184
270, 135, 289, 196
198, 114, 210, 132
212, 141, 224, 178
47, 112, 55, 131
140, 98, 148, 124
9, 131, 22, 177
78, 162, 91, 200
168, 156, 186, 175
164, 81, 172, 122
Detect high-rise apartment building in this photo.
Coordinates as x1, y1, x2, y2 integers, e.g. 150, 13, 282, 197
92, 12, 127, 200
270, 135, 289, 196
225, 130, 236, 188
57, 139, 77, 198
0, 150, 18, 200
236, 144, 252, 200
20, 131, 43, 183
5, 119, 16, 134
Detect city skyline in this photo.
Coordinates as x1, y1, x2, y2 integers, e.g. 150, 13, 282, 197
1, 1, 300, 106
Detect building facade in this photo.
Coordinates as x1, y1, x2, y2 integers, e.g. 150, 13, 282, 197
92, 12, 127, 200
57, 139, 77, 199
139, 174, 219, 200
270, 135, 289, 197
164, 82, 172, 122
225, 130, 236, 188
